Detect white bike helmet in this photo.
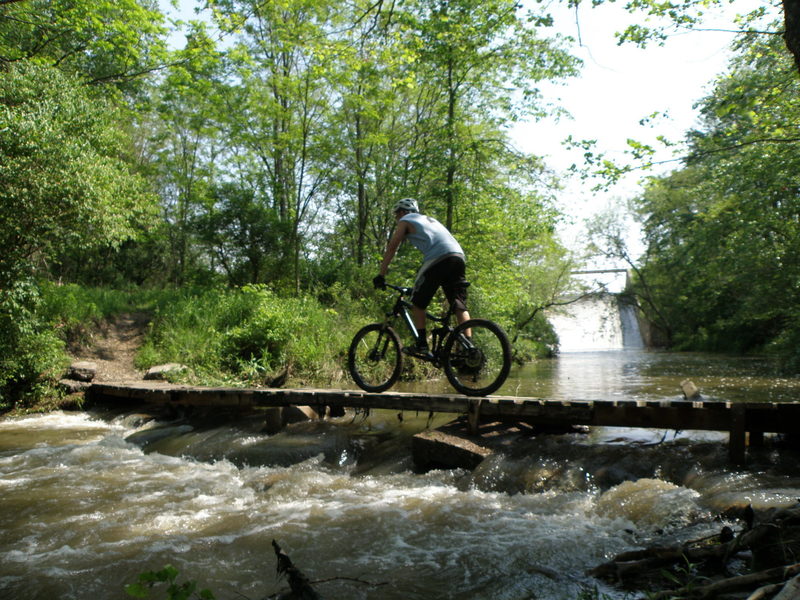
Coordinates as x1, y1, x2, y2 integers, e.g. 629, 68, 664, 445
393, 197, 418, 213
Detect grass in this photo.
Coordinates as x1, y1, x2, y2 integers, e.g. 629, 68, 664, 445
135, 283, 368, 387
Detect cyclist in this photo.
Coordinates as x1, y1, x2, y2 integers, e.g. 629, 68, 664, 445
373, 197, 471, 358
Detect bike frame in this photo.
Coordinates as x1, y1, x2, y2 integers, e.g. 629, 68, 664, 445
350, 281, 511, 396
381, 284, 460, 366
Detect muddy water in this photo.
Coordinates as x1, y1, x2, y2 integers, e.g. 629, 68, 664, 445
2, 351, 800, 600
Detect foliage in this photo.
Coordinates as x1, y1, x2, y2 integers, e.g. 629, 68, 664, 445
135, 0, 580, 295
137, 285, 362, 386
561, 1, 786, 187
511, 234, 581, 358
0, 280, 190, 410
0, 62, 157, 286
0, 0, 169, 92
37, 282, 171, 348
631, 29, 800, 363
616, 0, 800, 79
125, 564, 214, 600
0, 31, 159, 406
193, 183, 290, 286
0, 279, 67, 411
0, 0, 591, 400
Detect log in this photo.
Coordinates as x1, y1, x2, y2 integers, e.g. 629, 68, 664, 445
647, 562, 800, 600
589, 542, 735, 581
271, 540, 320, 600
746, 583, 783, 600
590, 504, 800, 598
774, 573, 800, 600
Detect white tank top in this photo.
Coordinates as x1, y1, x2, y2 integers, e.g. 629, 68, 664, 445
401, 213, 464, 266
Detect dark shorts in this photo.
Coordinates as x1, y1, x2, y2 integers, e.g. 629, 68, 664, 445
411, 255, 468, 313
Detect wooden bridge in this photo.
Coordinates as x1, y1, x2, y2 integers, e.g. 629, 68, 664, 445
86, 382, 800, 465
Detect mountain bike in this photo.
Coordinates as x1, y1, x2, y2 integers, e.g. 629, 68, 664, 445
348, 283, 511, 396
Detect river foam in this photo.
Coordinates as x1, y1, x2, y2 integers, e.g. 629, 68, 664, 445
2, 409, 800, 599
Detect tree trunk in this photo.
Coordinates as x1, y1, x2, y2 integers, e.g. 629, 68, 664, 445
355, 112, 368, 266
445, 56, 457, 230
783, 0, 800, 74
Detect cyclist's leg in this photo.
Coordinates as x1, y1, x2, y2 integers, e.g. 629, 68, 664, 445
440, 257, 470, 326
410, 265, 439, 339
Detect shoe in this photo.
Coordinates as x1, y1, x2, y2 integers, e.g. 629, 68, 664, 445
403, 341, 433, 360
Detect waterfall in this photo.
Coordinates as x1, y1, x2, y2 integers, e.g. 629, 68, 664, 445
547, 294, 644, 352
619, 301, 644, 349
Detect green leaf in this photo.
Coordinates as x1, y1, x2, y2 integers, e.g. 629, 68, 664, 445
124, 583, 150, 598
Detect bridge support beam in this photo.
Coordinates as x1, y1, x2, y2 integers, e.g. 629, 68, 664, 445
729, 403, 747, 465
467, 399, 482, 434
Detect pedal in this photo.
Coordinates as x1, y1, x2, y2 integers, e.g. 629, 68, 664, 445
402, 346, 434, 360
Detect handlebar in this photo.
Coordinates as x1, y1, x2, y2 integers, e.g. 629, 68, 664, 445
384, 283, 413, 295
382, 281, 450, 323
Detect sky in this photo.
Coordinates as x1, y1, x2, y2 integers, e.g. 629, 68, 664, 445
511, 0, 771, 268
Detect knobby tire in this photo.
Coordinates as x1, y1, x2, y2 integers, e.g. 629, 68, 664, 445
348, 323, 403, 393
442, 318, 511, 397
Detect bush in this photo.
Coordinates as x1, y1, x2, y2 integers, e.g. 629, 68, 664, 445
137, 285, 360, 386
0, 279, 68, 410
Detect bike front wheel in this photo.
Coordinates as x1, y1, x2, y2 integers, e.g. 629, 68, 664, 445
348, 323, 403, 393
442, 319, 511, 396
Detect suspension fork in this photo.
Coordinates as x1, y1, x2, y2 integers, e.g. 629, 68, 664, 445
367, 319, 393, 360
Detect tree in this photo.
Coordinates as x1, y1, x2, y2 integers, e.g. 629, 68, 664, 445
0, 63, 156, 284
149, 26, 225, 284
0, 0, 169, 92
631, 29, 800, 355
323, 0, 413, 268
569, 0, 800, 75
0, 62, 157, 405
209, 0, 340, 292
405, 0, 579, 230
194, 182, 289, 285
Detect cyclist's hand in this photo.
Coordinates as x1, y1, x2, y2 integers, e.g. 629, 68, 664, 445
372, 274, 386, 289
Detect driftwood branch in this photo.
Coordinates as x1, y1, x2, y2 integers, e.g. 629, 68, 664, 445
590, 503, 800, 599
271, 540, 321, 600
647, 563, 800, 600
774, 573, 800, 599
268, 540, 387, 599
746, 582, 784, 600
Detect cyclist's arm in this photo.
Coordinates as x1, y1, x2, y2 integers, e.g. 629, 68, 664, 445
378, 220, 412, 276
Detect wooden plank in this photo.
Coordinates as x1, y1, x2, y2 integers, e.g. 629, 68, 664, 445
747, 403, 799, 434
85, 383, 800, 441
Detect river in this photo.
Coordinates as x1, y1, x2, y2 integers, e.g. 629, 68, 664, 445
2, 350, 800, 600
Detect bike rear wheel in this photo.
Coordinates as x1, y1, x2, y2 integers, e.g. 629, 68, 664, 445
348, 323, 403, 393
442, 318, 511, 396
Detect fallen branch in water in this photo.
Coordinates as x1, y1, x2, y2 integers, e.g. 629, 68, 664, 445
588, 541, 736, 581
589, 502, 800, 599
647, 562, 800, 599
271, 540, 321, 600
267, 540, 388, 599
